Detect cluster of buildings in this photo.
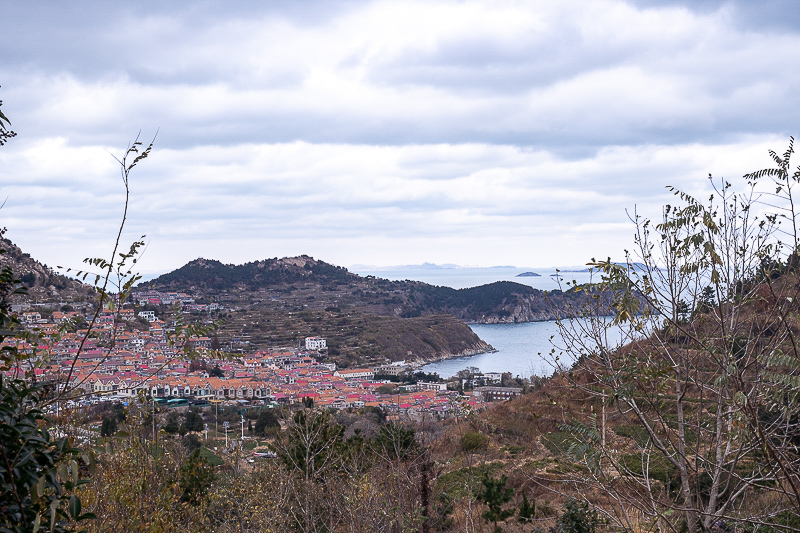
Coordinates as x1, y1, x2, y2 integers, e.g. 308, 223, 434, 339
133, 289, 224, 313
4, 304, 516, 417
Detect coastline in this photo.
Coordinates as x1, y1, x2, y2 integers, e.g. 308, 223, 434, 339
409, 341, 496, 369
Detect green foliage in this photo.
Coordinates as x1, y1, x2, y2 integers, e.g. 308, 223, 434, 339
436, 462, 506, 500
179, 448, 216, 506
555, 499, 601, 533
100, 416, 118, 437
182, 434, 202, 453
253, 410, 280, 437
0, 257, 30, 371
0, 377, 95, 532
279, 410, 344, 481
183, 411, 204, 432
518, 490, 536, 522
460, 430, 489, 452
541, 431, 580, 457
477, 474, 514, 533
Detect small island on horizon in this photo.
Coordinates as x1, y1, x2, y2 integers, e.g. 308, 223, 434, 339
515, 271, 541, 277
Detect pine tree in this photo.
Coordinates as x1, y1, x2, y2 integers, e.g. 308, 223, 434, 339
518, 490, 535, 523
478, 474, 514, 533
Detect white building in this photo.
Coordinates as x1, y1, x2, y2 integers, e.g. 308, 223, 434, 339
334, 368, 374, 381
138, 310, 156, 322
305, 336, 327, 351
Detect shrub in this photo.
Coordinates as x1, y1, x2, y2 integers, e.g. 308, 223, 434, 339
460, 431, 489, 452
555, 498, 601, 533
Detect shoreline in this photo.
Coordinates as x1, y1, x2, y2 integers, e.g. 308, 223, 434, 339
409, 341, 496, 370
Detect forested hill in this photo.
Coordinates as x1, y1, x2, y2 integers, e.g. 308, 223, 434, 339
148, 256, 354, 290
145, 255, 590, 324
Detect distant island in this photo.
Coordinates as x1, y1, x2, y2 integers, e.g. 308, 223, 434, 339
515, 272, 541, 277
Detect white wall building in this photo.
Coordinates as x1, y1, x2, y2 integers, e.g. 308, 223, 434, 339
305, 336, 327, 351
138, 311, 156, 322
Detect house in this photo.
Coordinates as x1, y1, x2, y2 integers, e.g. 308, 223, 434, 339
305, 337, 327, 351
473, 386, 522, 402
138, 311, 156, 322
93, 376, 120, 394
334, 368, 375, 381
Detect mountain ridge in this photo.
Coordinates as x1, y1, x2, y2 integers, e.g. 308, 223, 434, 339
143, 254, 593, 324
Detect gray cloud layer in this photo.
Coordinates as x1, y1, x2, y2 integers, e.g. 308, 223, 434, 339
1, 0, 797, 272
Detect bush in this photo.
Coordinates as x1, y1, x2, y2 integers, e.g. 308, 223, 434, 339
555, 498, 601, 533
182, 434, 202, 453
184, 410, 204, 432
460, 431, 489, 452
179, 448, 216, 506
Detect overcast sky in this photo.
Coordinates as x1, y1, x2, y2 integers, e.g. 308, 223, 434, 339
2, 0, 799, 276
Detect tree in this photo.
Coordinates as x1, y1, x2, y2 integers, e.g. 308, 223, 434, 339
374, 421, 420, 532
178, 448, 216, 506
459, 430, 489, 452
555, 499, 600, 533
184, 410, 204, 432
253, 409, 280, 437
279, 410, 343, 482
518, 490, 535, 523
276, 410, 345, 532
209, 365, 224, 378
0, 98, 93, 532
100, 416, 118, 437
548, 139, 800, 532
477, 474, 513, 533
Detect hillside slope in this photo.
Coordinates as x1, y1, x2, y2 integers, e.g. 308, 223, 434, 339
0, 237, 95, 302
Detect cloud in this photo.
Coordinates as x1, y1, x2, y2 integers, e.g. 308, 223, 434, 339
3, 0, 799, 150
1, 0, 798, 273
0, 136, 786, 271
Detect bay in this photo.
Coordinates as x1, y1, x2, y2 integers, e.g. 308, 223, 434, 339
352, 265, 618, 379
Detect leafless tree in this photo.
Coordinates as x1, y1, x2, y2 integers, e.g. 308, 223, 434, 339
541, 140, 800, 533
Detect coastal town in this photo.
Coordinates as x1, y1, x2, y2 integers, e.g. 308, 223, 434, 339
6, 288, 523, 418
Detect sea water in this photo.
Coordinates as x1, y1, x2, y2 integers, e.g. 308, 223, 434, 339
422, 322, 564, 379
349, 265, 597, 290
351, 266, 610, 379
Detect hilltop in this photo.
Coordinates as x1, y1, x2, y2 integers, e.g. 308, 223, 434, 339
0, 237, 95, 303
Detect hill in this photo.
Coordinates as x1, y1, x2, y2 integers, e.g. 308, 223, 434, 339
145, 255, 589, 324
142, 255, 601, 366
0, 236, 95, 303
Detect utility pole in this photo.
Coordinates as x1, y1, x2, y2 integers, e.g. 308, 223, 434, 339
241, 415, 245, 440
152, 397, 156, 441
